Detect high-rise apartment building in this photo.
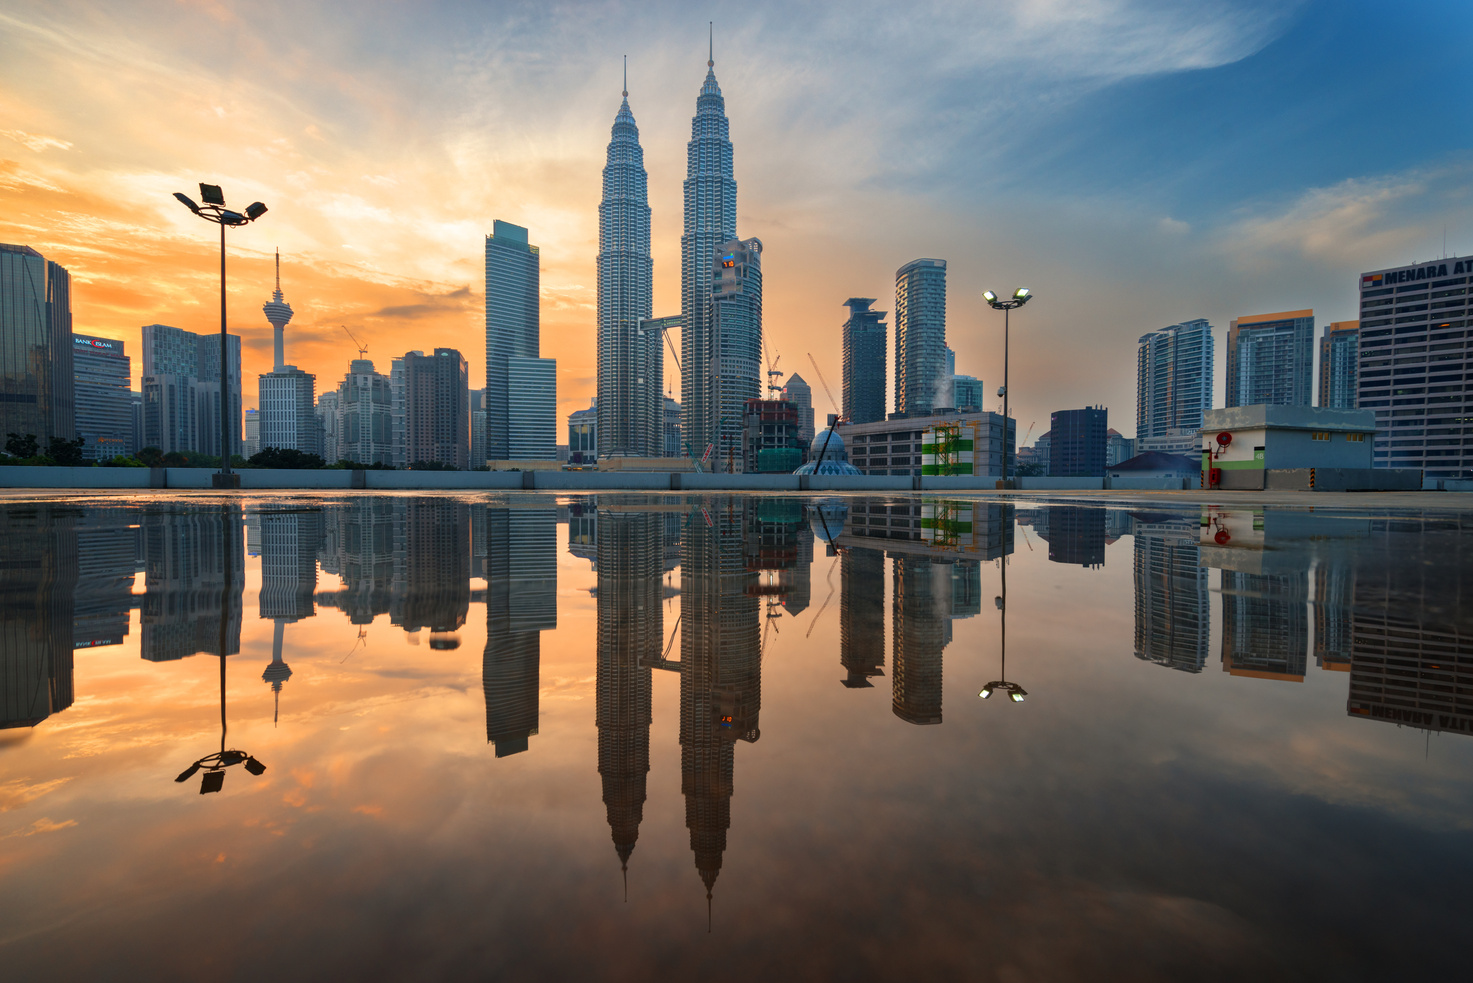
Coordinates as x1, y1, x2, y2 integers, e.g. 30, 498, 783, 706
707, 238, 763, 470
953, 374, 984, 411
842, 298, 887, 424
663, 395, 683, 457
1050, 406, 1108, 477
1136, 319, 1213, 455
316, 390, 341, 463
140, 323, 241, 458
596, 82, 659, 458
568, 399, 597, 463
0, 243, 74, 445
333, 359, 393, 466
259, 366, 318, 456
390, 354, 409, 468
1357, 255, 1473, 477
1226, 310, 1314, 408
485, 220, 540, 463
243, 408, 259, 458
1319, 320, 1360, 409
680, 52, 738, 461
894, 259, 947, 417
72, 334, 132, 461
783, 373, 815, 447
403, 348, 469, 469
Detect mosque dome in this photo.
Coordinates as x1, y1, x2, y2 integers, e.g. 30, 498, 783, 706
794, 427, 863, 475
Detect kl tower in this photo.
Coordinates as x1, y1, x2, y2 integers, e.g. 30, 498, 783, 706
263, 248, 293, 370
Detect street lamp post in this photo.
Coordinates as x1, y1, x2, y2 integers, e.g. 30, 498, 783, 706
173, 183, 267, 489
982, 288, 1031, 481
980, 516, 1027, 704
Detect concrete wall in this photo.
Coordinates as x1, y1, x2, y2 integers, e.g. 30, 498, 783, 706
1265, 429, 1373, 470
1106, 475, 1189, 490
1265, 468, 1421, 492
0, 465, 150, 488
1017, 476, 1105, 490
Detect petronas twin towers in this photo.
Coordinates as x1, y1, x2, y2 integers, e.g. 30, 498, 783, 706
596, 43, 759, 463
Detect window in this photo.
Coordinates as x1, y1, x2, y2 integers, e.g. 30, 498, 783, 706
1347, 433, 1365, 442
1311, 431, 1331, 441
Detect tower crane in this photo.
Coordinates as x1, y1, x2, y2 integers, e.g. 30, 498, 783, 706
341, 325, 368, 359
806, 353, 849, 467
763, 340, 785, 397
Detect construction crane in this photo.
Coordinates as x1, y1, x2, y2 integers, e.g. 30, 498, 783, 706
806, 353, 849, 467
763, 340, 784, 397
341, 325, 367, 359
1021, 421, 1035, 447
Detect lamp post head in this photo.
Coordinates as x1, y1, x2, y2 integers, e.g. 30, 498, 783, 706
173, 192, 201, 214
198, 183, 225, 206
244, 201, 268, 220
982, 290, 998, 305
1013, 287, 1031, 303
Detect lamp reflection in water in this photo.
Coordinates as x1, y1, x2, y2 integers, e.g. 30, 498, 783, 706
980, 543, 1027, 704
174, 506, 266, 793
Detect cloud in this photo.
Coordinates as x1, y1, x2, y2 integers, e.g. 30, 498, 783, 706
366, 286, 475, 322
1, 129, 72, 152
0, 777, 72, 812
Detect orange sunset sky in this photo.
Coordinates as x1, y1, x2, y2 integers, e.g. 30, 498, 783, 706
3, 0, 1469, 434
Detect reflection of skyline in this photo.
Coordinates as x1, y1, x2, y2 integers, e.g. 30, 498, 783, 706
1131, 514, 1208, 673
140, 508, 244, 663
892, 556, 948, 725
681, 498, 762, 910
595, 510, 661, 882
840, 547, 885, 688
1, 504, 76, 729
484, 507, 556, 756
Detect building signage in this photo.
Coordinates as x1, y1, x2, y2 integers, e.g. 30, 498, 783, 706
1362, 258, 1473, 288
74, 335, 121, 352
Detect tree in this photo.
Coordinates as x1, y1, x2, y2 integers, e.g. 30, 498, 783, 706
5, 433, 39, 459
48, 435, 87, 466
248, 446, 326, 470
409, 459, 457, 471
136, 446, 165, 467
1016, 460, 1046, 477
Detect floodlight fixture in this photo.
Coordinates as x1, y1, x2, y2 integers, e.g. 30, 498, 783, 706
982, 290, 998, 304
172, 181, 268, 483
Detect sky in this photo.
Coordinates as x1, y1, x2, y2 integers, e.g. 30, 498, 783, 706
2, 0, 1471, 438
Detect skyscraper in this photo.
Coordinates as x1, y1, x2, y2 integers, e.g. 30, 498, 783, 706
1049, 406, 1108, 477
140, 323, 241, 457
258, 366, 318, 456
263, 249, 293, 372
1319, 320, 1360, 409
0, 244, 74, 445
1356, 255, 1473, 476
1131, 515, 1209, 672
597, 74, 659, 459
680, 46, 738, 461
72, 334, 132, 461
892, 555, 947, 725
403, 348, 469, 469
485, 220, 540, 463
507, 356, 556, 461
707, 237, 763, 470
1136, 318, 1213, 454
894, 259, 947, 417
782, 373, 815, 447
596, 509, 661, 882
840, 546, 885, 688
842, 298, 887, 425
484, 507, 557, 756
1226, 310, 1314, 408
334, 359, 393, 466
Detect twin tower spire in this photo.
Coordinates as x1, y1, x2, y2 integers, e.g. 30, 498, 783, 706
595, 28, 738, 464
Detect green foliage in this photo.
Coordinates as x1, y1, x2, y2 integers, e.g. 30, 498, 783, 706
48, 435, 87, 466
136, 446, 165, 467
102, 455, 147, 468
408, 459, 458, 471
1015, 460, 1047, 477
5, 433, 39, 459
248, 446, 326, 469
333, 459, 397, 470
160, 450, 221, 468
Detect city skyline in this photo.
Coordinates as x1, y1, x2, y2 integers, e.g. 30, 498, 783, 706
4, 3, 1468, 437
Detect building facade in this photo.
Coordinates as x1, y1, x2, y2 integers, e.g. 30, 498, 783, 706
1226, 310, 1314, 408
72, 334, 132, 461
707, 238, 763, 470
782, 373, 815, 448
894, 259, 947, 417
568, 399, 597, 463
485, 220, 541, 463
334, 359, 393, 466
140, 323, 241, 459
258, 366, 318, 457
1319, 320, 1360, 409
846, 410, 1014, 478
507, 356, 556, 461
1136, 318, 1213, 455
1357, 256, 1473, 477
316, 390, 340, 463
741, 398, 800, 473
663, 396, 683, 457
842, 297, 887, 424
0, 244, 74, 446
404, 348, 469, 469
953, 374, 983, 411
680, 53, 738, 463
1050, 406, 1108, 477
596, 86, 658, 459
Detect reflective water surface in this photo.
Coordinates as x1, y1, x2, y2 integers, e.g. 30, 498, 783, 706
2, 493, 1472, 981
